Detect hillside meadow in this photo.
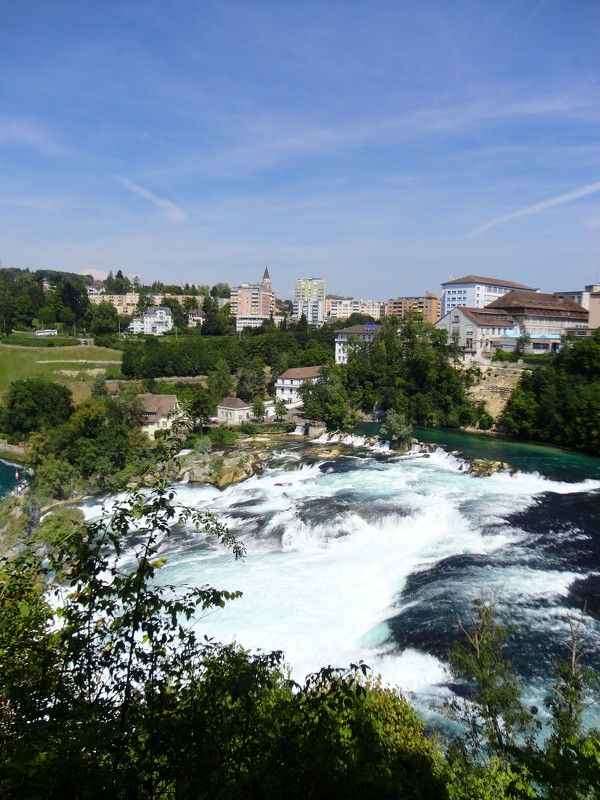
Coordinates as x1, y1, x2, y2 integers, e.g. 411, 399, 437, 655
0, 343, 123, 403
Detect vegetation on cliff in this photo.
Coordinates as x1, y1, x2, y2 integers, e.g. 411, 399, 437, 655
500, 330, 600, 454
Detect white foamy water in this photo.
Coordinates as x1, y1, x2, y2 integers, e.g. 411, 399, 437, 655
142, 446, 600, 716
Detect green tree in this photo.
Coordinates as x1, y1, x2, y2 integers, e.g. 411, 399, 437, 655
251, 395, 266, 420
90, 300, 119, 335
274, 398, 288, 420
208, 358, 233, 403
236, 362, 266, 402
380, 410, 412, 449
1, 379, 74, 437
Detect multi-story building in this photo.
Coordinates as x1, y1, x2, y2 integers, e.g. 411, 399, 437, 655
88, 292, 140, 316
435, 307, 520, 361
230, 267, 276, 323
137, 394, 183, 439
440, 275, 537, 317
293, 277, 326, 323
188, 309, 206, 327
334, 323, 381, 364
128, 306, 173, 335
292, 299, 325, 326
553, 284, 600, 311
385, 292, 440, 323
485, 290, 588, 336
436, 291, 588, 361
275, 366, 323, 406
325, 297, 385, 320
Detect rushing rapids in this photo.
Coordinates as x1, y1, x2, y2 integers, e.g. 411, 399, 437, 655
81, 431, 600, 724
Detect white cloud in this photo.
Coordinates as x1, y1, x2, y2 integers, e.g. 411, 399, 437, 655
467, 181, 600, 238
0, 115, 65, 156
116, 176, 188, 223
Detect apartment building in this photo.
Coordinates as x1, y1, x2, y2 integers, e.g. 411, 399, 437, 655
293, 277, 326, 323
385, 292, 440, 323
325, 296, 385, 320
440, 275, 537, 317
88, 292, 140, 316
128, 306, 173, 335
334, 322, 381, 364
230, 267, 275, 323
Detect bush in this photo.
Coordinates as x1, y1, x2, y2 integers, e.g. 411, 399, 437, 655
208, 425, 238, 446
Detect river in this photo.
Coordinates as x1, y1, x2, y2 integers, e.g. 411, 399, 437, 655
0, 459, 21, 497
83, 427, 600, 724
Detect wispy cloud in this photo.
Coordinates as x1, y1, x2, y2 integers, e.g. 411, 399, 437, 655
0, 115, 66, 156
467, 181, 600, 238
116, 176, 188, 223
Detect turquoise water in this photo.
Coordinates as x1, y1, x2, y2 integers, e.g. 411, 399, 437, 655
0, 459, 21, 497
354, 423, 600, 482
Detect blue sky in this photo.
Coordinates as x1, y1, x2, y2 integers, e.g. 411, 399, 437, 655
1, 0, 600, 299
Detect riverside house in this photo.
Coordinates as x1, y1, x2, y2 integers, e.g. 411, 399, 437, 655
137, 394, 183, 439
275, 366, 323, 407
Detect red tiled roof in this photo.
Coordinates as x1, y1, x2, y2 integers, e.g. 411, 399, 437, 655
278, 366, 323, 380
337, 324, 382, 335
457, 308, 516, 327
137, 394, 179, 423
486, 290, 588, 317
218, 397, 251, 409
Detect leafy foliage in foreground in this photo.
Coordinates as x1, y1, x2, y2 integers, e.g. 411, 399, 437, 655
2, 437, 600, 797
0, 448, 446, 798
441, 597, 600, 799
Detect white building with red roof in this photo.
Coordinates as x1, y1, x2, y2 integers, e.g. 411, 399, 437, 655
440, 274, 538, 317
275, 366, 324, 406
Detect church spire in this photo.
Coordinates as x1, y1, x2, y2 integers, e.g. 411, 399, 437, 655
262, 265, 271, 288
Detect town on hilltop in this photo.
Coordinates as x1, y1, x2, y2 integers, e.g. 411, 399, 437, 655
41, 265, 600, 358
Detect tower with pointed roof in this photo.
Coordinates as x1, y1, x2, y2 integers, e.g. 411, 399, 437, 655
262, 265, 271, 290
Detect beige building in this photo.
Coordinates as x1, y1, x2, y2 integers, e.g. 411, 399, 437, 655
325, 297, 385, 320
485, 290, 588, 336
137, 394, 183, 439
385, 292, 440, 323
589, 292, 600, 329
217, 397, 252, 425
88, 292, 140, 316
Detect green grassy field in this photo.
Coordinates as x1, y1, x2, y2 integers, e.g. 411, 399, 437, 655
0, 344, 123, 400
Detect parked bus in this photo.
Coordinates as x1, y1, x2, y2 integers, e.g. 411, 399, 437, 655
35, 329, 58, 337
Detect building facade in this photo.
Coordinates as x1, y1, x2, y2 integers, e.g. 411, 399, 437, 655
137, 394, 182, 439
292, 299, 325, 326
436, 291, 589, 361
325, 297, 385, 320
435, 307, 520, 361
293, 277, 326, 323
230, 267, 276, 324
88, 292, 140, 316
275, 366, 323, 406
334, 323, 381, 364
440, 275, 538, 317
128, 307, 173, 335
385, 292, 440, 323
217, 397, 252, 425
485, 290, 588, 336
